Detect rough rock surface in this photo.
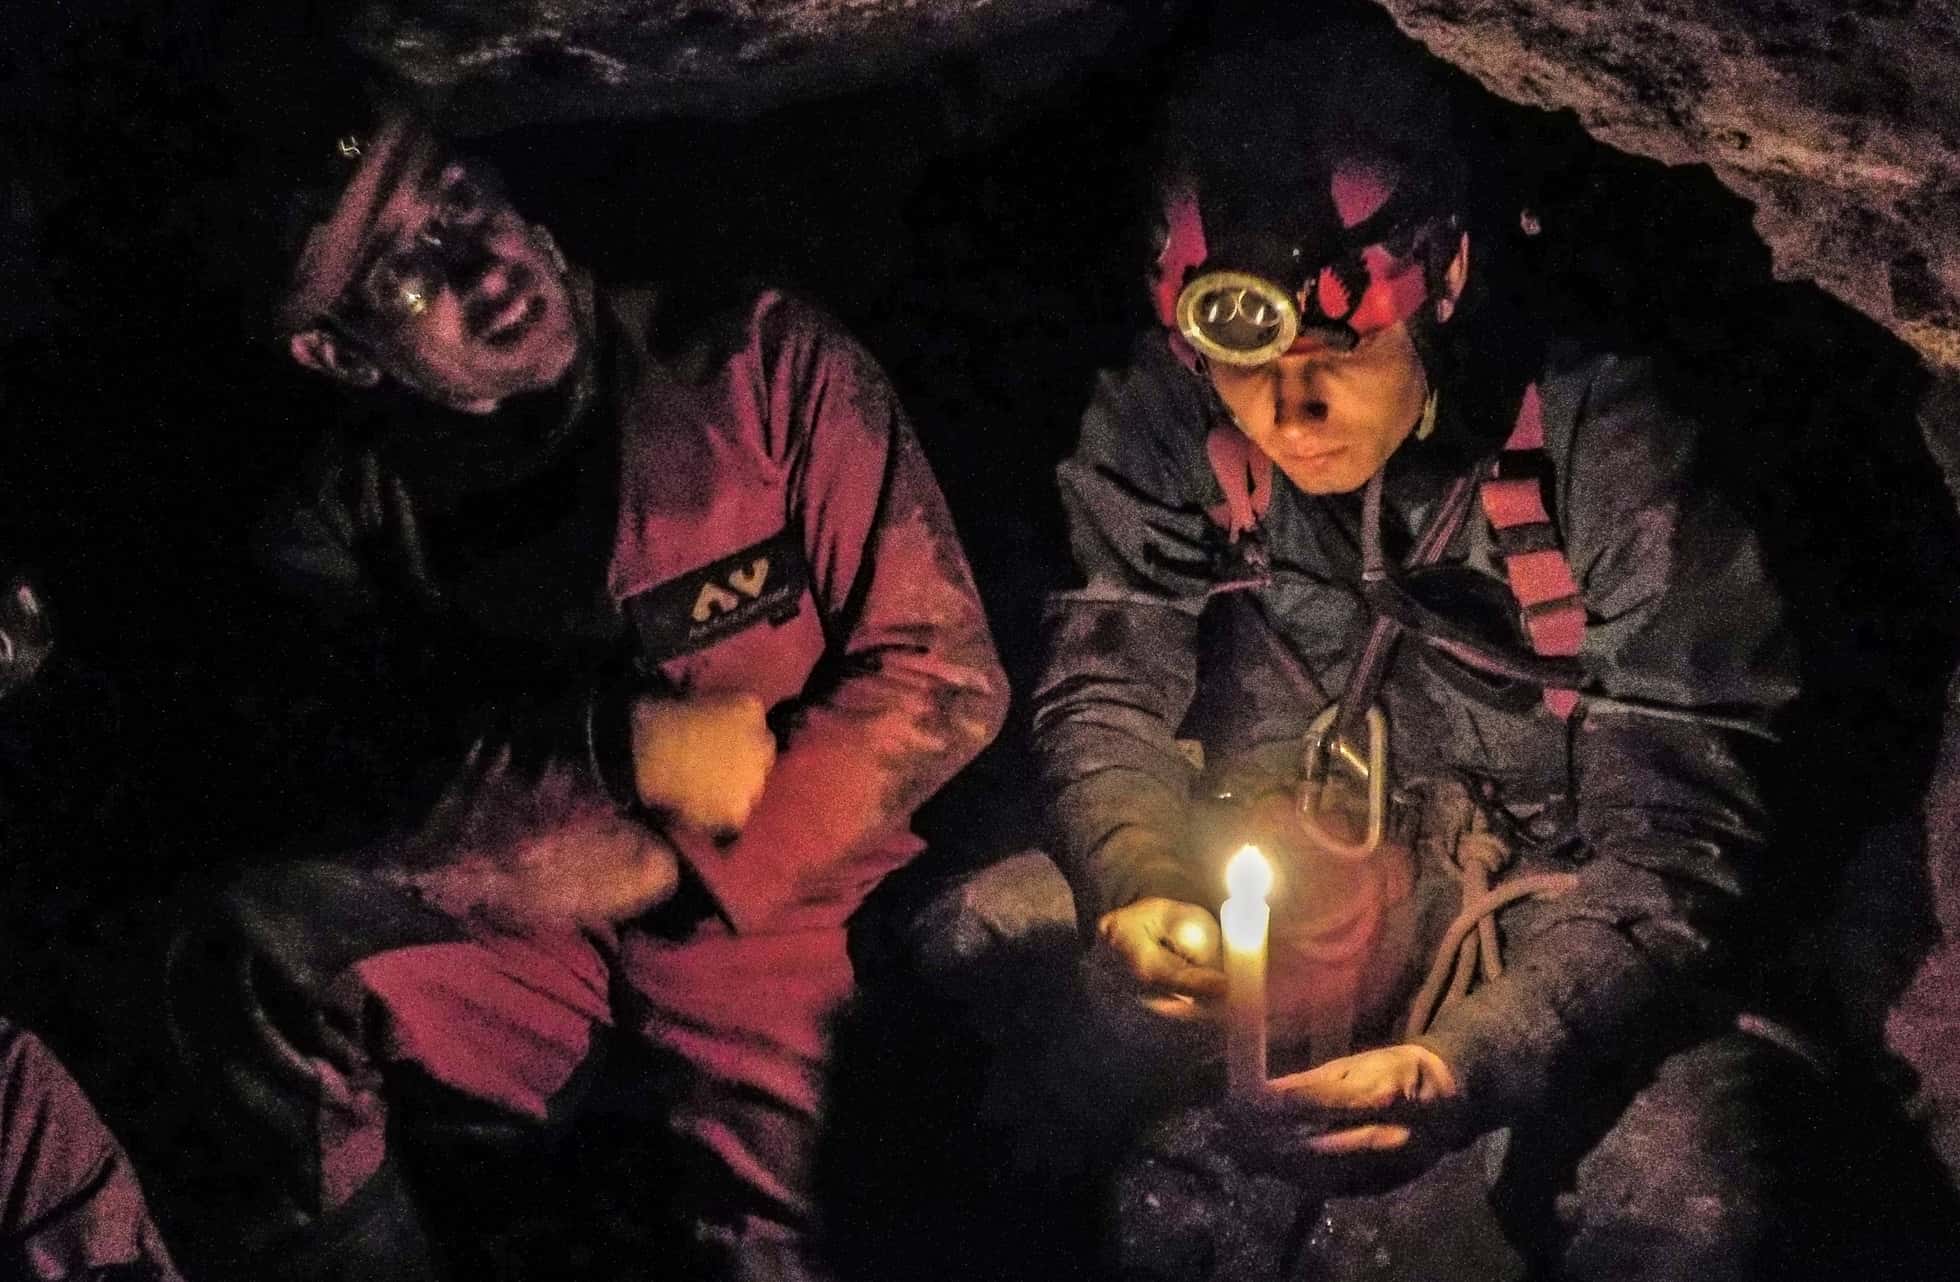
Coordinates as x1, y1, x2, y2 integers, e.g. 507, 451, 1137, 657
341, 0, 1960, 373
1369, 0, 1960, 376
342, 0, 1185, 129
1355, 11, 1960, 1182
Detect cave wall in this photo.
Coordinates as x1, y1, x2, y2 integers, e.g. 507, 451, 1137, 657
1365, 0, 1960, 502
1361, 0, 1960, 1187
1367, 0, 1960, 373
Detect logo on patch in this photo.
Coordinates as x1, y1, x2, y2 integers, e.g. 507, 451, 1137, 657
690, 555, 775, 622
630, 528, 809, 662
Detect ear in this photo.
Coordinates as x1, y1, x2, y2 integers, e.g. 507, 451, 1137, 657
286, 327, 384, 390
1436, 231, 1471, 324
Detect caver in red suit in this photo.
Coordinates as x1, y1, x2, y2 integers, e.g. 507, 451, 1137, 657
0, 582, 182, 1281
0, 1021, 184, 1281
166, 187, 1008, 1276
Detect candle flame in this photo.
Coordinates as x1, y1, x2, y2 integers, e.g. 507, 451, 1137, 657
1225, 844, 1272, 902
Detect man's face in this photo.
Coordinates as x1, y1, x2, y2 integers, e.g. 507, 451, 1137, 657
1205, 319, 1429, 495
332, 153, 580, 411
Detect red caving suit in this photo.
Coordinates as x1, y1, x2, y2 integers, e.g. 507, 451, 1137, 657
169, 284, 1007, 1280
0, 1019, 182, 1280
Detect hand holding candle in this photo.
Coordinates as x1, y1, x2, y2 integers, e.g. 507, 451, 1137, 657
1093, 897, 1226, 1016
1221, 844, 1273, 1097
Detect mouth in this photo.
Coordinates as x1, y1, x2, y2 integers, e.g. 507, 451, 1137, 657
1282, 445, 1345, 470
479, 291, 546, 349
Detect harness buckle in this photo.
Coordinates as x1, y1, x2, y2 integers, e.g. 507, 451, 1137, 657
1299, 702, 1388, 861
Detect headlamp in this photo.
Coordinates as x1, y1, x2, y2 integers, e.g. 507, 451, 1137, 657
1175, 270, 1365, 367
1153, 165, 1445, 370
1175, 270, 1292, 366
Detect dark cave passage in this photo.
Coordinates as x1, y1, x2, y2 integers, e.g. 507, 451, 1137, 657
4, 2, 1960, 1279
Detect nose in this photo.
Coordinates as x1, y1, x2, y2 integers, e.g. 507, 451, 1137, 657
1273, 359, 1330, 433
435, 232, 506, 298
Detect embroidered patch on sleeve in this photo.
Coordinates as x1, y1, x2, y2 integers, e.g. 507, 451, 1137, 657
629, 528, 810, 662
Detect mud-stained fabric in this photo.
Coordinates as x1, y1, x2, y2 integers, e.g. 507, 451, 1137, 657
169, 862, 854, 1275
184, 285, 1006, 1276
1032, 332, 1798, 1122
0, 1020, 183, 1281
250, 284, 1007, 937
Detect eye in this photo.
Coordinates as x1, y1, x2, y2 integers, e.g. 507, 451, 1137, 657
435, 167, 499, 230
365, 248, 439, 318
440, 180, 481, 223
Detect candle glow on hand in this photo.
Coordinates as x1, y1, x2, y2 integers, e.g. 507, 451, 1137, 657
1174, 918, 1212, 956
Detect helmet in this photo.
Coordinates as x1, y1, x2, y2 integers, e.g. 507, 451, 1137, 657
1152, 162, 1449, 367
1148, 24, 1467, 368
273, 102, 444, 338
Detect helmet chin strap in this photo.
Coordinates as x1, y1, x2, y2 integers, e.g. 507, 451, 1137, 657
1405, 305, 1451, 429
531, 222, 571, 277
1413, 389, 1440, 441
385, 361, 499, 415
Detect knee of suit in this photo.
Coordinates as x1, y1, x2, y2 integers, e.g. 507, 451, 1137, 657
890, 849, 1079, 992
1537, 1033, 1836, 1280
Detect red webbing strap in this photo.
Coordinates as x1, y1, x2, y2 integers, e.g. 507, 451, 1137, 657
1205, 425, 1273, 543
1480, 384, 1582, 718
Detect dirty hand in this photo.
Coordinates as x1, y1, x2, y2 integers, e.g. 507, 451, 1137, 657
1258, 1043, 1464, 1157
1095, 897, 1228, 1018
385, 766, 683, 930
629, 691, 777, 834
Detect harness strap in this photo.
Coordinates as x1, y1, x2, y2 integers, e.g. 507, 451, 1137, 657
1480, 384, 1583, 718
1333, 469, 1476, 750
1202, 380, 1587, 726
1204, 426, 1272, 543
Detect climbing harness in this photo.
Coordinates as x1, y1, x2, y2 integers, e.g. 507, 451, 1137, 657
1202, 384, 1590, 1055
1301, 462, 1477, 858
1476, 383, 1584, 719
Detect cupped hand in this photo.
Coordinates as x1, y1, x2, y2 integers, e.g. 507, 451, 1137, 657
1256, 1043, 1463, 1157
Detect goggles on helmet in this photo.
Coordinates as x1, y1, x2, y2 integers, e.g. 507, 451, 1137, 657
276, 104, 445, 337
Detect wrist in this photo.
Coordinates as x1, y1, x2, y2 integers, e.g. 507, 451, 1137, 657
1085, 830, 1211, 929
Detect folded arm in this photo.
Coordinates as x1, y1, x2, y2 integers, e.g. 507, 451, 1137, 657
667, 306, 1010, 933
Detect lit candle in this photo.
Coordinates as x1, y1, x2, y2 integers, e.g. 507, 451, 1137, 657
1221, 843, 1272, 1097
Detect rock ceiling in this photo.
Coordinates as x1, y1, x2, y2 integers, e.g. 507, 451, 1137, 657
345, 0, 1960, 375
1371, 0, 1960, 376
343, 0, 1174, 128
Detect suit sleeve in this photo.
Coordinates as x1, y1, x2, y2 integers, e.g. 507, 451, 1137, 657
0, 1020, 184, 1280
1416, 355, 1801, 1120
1030, 347, 1226, 926
671, 307, 1009, 933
